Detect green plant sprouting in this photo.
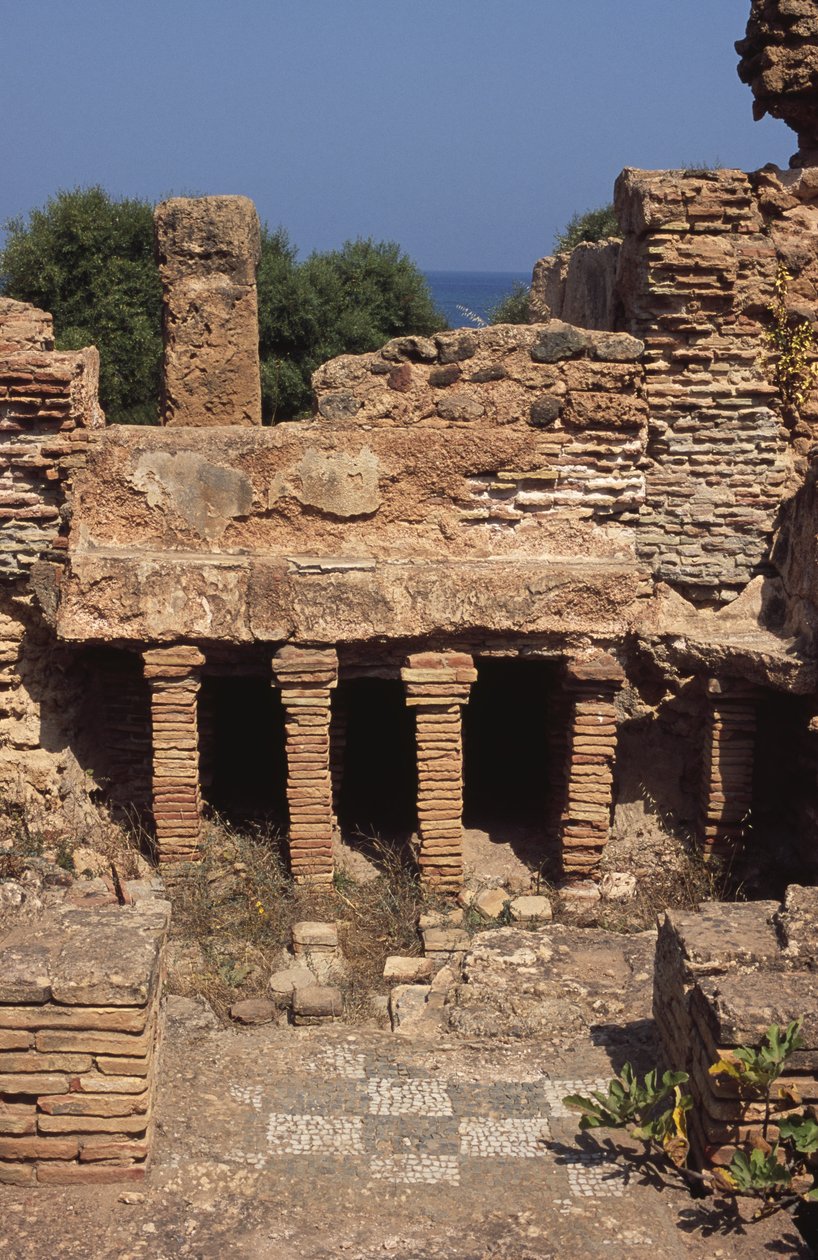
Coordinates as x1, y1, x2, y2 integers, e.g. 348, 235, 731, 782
564, 1019, 818, 1221
763, 264, 818, 418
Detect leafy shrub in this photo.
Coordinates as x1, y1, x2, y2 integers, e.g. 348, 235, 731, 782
553, 204, 620, 255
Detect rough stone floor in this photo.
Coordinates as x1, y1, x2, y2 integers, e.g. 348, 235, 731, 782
1, 1010, 809, 1259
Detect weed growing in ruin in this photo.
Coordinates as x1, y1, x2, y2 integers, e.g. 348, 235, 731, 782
763, 264, 818, 419
563, 1020, 818, 1223
168, 820, 425, 1021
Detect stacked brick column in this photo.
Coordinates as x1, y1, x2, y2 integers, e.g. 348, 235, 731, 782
143, 646, 205, 864
401, 652, 477, 891
699, 678, 758, 860
329, 683, 349, 827
560, 654, 625, 878
272, 646, 338, 884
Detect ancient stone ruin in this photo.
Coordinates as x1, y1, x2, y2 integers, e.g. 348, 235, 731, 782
3, 0, 818, 1202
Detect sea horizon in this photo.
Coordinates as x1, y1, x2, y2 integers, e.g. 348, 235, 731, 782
423, 268, 530, 329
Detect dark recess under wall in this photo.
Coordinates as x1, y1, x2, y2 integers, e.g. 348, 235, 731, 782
462, 659, 560, 872
336, 678, 417, 847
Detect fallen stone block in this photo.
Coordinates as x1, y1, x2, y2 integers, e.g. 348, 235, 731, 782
292, 985, 343, 1025
473, 888, 509, 920
600, 872, 637, 901
383, 956, 434, 984
268, 964, 315, 1004
229, 998, 277, 1026
388, 984, 443, 1035
509, 895, 553, 923
291, 921, 339, 953
421, 926, 471, 965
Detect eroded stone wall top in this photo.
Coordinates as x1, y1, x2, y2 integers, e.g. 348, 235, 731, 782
737, 0, 818, 166
154, 195, 262, 428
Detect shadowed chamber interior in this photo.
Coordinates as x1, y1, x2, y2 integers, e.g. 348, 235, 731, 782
336, 678, 417, 843
463, 659, 556, 834
80, 647, 152, 816
199, 675, 288, 826
749, 690, 813, 894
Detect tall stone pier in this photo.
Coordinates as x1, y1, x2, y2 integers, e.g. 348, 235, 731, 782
154, 195, 262, 427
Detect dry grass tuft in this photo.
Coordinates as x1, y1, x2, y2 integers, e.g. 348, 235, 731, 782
167, 820, 426, 1023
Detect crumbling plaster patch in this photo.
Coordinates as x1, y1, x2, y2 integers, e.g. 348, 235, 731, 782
269, 446, 382, 519
131, 450, 253, 542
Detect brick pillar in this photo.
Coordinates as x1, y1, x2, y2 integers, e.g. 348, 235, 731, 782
560, 653, 625, 879
401, 652, 477, 891
699, 679, 757, 860
143, 646, 205, 863
272, 646, 338, 884
330, 683, 349, 826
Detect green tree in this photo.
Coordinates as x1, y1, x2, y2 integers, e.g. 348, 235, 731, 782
490, 281, 530, 325
259, 234, 445, 420
554, 203, 620, 255
1, 187, 162, 424
2, 190, 445, 425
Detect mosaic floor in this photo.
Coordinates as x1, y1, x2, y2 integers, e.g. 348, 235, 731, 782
175, 1040, 622, 1199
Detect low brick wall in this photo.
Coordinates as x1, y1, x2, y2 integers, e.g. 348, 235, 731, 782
654, 889, 818, 1166
0, 882, 169, 1185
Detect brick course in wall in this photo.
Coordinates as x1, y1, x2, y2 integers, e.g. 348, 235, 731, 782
654, 890, 818, 1167
615, 168, 793, 605
0, 300, 103, 580
0, 888, 169, 1185
698, 679, 758, 859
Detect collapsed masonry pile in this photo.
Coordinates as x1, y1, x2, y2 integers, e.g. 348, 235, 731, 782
654, 888, 818, 1166
737, 0, 818, 167
0, 883, 169, 1185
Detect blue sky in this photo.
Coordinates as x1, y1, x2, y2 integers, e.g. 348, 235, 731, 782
1, 0, 788, 271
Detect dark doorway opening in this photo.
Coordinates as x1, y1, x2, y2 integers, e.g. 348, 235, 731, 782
748, 690, 812, 897
462, 658, 559, 869
336, 678, 417, 848
199, 675, 288, 827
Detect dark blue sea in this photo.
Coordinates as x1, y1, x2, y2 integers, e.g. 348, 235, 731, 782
423, 270, 530, 329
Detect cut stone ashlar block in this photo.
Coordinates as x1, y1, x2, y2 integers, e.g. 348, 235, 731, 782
0, 895, 168, 1185
155, 196, 262, 427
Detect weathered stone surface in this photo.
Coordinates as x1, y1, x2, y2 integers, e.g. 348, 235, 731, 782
382, 956, 434, 984
388, 983, 443, 1034
737, 0, 818, 165
268, 964, 315, 1002
508, 895, 552, 923
291, 985, 343, 1023
530, 322, 589, 363
421, 927, 471, 957
449, 924, 654, 1042
155, 196, 261, 427
775, 884, 818, 967
599, 871, 637, 901
291, 448, 380, 518
473, 888, 509, 920
291, 921, 339, 952
132, 450, 253, 542
229, 998, 277, 1026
